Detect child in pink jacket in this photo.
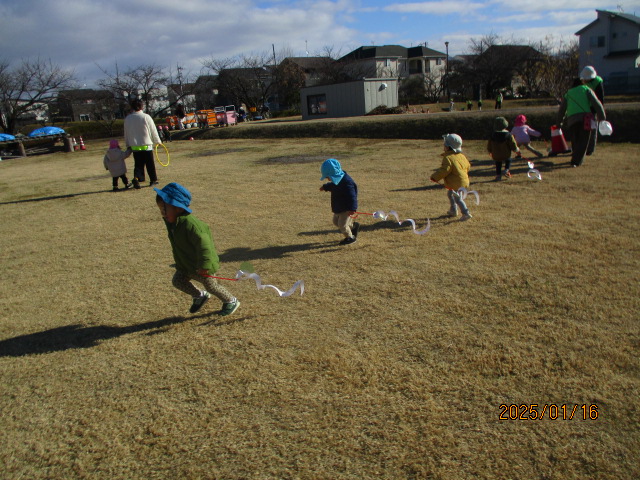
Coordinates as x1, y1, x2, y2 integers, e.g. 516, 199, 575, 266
511, 114, 544, 158
103, 139, 132, 191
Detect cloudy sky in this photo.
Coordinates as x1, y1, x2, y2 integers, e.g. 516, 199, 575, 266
1, 0, 639, 87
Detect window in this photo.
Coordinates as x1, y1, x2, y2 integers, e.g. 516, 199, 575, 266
385, 59, 391, 67
79, 114, 90, 121
307, 94, 327, 115
590, 35, 605, 47
436, 58, 442, 66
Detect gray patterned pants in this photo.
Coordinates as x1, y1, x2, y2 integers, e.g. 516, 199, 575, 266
172, 270, 235, 303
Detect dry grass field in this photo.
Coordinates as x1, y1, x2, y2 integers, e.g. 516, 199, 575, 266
1, 136, 638, 479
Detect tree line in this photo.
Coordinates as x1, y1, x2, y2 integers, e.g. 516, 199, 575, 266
0, 35, 579, 134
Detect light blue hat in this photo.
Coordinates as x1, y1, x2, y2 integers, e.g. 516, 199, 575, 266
320, 158, 345, 185
154, 182, 192, 213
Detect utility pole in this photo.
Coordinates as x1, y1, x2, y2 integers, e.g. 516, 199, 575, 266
445, 41, 450, 100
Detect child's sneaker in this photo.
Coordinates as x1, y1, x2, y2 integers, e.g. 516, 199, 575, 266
124, 183, 132, 189
447, 208, 458, 217
112, 186, 120, 192
503, 170, 512, 179
189, 291, 210, 313
460, 213, 473, 221
352, 222, 360, 238
494, 175, 502, 181
219, 299, 240, 316
339, 236, 356, 245
132, 178, 141, 189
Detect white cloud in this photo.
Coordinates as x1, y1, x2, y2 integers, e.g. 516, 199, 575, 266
383, 1, 485, 15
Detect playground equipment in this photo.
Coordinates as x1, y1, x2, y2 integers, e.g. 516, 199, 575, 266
214, 106, 238, 127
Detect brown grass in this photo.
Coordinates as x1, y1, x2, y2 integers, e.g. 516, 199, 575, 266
0, 136, 639, 479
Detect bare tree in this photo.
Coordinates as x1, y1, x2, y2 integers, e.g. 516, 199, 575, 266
535, 37, 579, 102
202, 52, 276, 110
0, 57, 76, 134
96, 61, 136, 119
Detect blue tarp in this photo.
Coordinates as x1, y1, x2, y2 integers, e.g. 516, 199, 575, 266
0, 133, 16, 141
28, 126, 65, 138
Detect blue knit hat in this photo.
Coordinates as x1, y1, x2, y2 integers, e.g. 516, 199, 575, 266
320, 158, 345, 185
154, 182, 192, 213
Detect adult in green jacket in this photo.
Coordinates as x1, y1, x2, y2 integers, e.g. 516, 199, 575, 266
557, 79, 606, 167
580, 66, 605, 156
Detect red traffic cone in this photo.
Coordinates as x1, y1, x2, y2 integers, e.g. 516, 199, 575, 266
72, 137, 79, 151
79, 136, 86, 150
549, 125, 570, 157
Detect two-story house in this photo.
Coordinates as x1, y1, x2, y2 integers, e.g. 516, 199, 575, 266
338, 45, 447, 85
576, 10, 640, 93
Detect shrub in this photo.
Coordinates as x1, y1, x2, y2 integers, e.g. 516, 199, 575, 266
366, 105, 405, 116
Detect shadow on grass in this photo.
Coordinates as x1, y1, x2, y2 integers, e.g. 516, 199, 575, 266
219, 241, 339, 262
0, 312, 236, 357
298, 219, 427, 236
0, 188, 126, 206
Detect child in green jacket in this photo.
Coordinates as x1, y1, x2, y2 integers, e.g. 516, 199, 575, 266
155, 182, 239, 316
487, 117, 520, 180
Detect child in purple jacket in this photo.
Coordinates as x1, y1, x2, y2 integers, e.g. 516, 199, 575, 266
511, 115, 544, 158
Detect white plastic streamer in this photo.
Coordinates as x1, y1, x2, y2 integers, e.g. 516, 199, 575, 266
236, 270, 304, 297
527, 169, 542, 180
456, 187, 480, 205
527, 161, 542, 180
371, 210, 431, 235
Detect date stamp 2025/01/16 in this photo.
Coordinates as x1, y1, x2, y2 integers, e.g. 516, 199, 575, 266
499, 404, 599, 421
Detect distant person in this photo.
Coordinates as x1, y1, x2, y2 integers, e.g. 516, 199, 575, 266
103, 139, 132, 191
124, 98, 162, 189
511, 115, 544, 158
580, 66, 605, 156
495, 92, 503, 109
487, 116, 520, 180
319, 158, 359, 245
467, 99, 473, 111
449, 99, 455, 112
557, 78, 606, 167
163, 125, 172, 142
430, 134, 473, 221
478, 98, 483, 111
155, 182, 240, 316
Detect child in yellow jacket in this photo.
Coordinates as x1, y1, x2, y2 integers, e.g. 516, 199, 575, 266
430, 134, 473, 221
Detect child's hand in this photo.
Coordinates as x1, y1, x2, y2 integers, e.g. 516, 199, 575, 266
319, 186, 325, 191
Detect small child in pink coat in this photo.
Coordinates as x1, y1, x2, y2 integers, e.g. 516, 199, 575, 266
511, 114, 544, 158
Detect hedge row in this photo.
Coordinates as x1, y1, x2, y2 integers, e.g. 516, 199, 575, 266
173, 104, 638, 143
20, 104, 638, 143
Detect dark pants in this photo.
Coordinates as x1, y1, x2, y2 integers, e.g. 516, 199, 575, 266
567, 121, 593, 167
132, 150, 157, 183
495, 158, 512, 176
112, 175, 129, 187
586, 126, 597, 155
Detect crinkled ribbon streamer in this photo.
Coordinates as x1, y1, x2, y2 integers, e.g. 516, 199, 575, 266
370, 210, 431, 235
456, 187, 480, 205
526, 160, 542, 180
205, 270, 304, 297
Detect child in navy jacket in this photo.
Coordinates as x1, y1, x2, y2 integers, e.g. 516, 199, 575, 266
319, 158, 359, 245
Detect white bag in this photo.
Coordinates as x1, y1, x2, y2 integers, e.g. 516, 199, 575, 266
599, 121, 613, 136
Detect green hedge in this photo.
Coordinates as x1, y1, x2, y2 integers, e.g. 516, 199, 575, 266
20, 105, 638, 143
171, 104, 639, 143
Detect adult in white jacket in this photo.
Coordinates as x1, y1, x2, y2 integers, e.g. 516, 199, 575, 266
124, 98, 162, 189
